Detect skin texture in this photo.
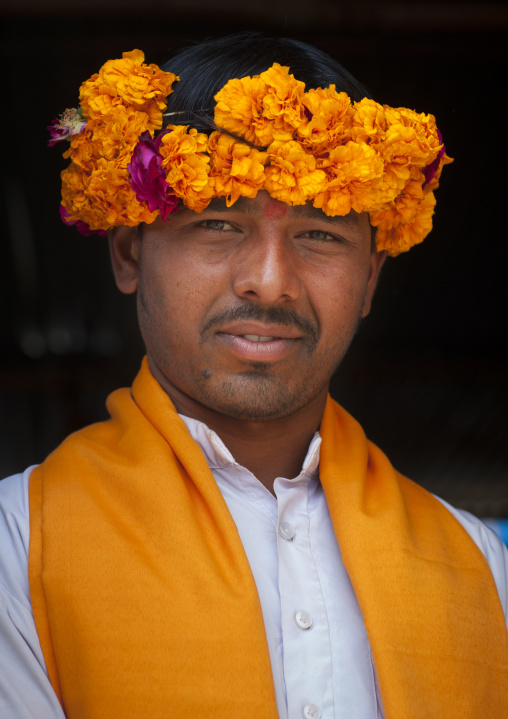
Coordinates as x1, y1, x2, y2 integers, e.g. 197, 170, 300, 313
110, 191, 386, 490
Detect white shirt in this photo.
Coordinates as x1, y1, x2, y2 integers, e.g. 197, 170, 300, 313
0, 415, 507, 719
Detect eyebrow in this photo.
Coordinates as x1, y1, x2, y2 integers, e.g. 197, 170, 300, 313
285, 203, 361, 227
181, 197, 362, 228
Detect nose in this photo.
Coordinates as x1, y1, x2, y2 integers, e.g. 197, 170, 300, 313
232, 232, 302, 305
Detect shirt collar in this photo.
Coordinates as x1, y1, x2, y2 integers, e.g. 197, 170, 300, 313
179, 413, 322, 482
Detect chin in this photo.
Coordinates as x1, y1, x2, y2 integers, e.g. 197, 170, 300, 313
195, 372, 327, 423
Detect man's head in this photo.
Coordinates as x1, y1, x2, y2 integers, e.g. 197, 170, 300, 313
106, 35, 385, 422
50, 33, 450, 423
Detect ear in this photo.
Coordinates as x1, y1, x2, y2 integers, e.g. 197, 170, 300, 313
108, 226, 141, 295
361, 250, 388, 318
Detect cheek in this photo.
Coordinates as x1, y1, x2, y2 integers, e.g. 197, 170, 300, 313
311, 268, 369, 337
138, 257, 221, 350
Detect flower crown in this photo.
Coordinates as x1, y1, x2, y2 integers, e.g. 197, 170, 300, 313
49, 49, 452, 256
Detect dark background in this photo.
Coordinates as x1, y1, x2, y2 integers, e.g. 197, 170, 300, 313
1, 0, 507, 514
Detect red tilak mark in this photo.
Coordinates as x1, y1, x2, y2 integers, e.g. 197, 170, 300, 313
263, 199, 288, 220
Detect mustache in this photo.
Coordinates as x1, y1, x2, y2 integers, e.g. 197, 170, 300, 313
201, 304, 319, 344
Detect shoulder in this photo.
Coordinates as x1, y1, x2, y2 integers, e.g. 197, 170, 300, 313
435, 495, 508, 619
0, 467, 67, 717
0, 466, 35, 605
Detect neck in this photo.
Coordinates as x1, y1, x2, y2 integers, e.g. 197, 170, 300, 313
201, 408, 324, 493
152, 368, 327, 494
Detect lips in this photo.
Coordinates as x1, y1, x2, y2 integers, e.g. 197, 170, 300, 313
203, 315, 315, 363
217, 332, 299, 362
217, 322, 303, 341
214, 322, 302, 362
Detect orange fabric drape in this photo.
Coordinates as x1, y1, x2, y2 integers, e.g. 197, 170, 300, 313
29, 358, 508, 718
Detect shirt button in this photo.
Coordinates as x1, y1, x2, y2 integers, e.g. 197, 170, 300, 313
295, 610, 313, 629
303, 704, 321, 719
279, 522, 295, 540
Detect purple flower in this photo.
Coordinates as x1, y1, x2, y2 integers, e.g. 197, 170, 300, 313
48, 108, 87, 147
423, 128, 446, 188
128, 130, 178, 221
48, 124, 69, 147
59, 205, 107, 237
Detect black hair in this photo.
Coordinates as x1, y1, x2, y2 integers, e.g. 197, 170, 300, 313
161, 32, 372, 133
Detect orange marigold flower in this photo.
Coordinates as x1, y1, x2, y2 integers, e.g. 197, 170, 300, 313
209, 132, 268, 206
371, 183, 436, 256
61, 163, 87, 219
97, 108, 150, 160
80, 50, 177, 131
66, 107, 150, 170
371, 179, 424, 229
214, 64, 305, 146
61, 160, 157, 230
159, 125, 214, 212
374, 107, 442, 182
313, 141, 385, 216
214, 75, 273, 146
259, 64, 306, 141
264, 140, 327, 205
298, 87, 353, 151
350, 98, 387, 143
63, 127, 95, 169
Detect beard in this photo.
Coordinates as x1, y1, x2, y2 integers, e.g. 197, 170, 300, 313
192, 364, 331, 422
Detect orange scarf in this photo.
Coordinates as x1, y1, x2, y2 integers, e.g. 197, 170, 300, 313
29, 358, 508, 718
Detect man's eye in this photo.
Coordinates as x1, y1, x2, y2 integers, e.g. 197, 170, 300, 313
199, 219, 237, 232
299, 230, 337, 242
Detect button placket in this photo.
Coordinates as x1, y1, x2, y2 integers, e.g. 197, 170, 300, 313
276, 475, 334, 719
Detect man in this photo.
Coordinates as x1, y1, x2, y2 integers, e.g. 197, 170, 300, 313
1, 33, 507, 719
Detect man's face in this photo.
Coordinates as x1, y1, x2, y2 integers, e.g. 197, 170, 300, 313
111, 191, 385, 422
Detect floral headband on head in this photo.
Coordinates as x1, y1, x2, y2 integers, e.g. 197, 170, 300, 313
49, 49, 452, 256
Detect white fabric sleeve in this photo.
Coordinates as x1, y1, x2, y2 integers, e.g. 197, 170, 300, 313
0, 467, 66, 719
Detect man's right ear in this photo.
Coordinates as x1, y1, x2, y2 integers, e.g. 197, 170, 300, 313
108, 226, 141, 295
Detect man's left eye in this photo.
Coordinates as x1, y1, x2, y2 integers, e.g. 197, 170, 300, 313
199, 220, 237, 232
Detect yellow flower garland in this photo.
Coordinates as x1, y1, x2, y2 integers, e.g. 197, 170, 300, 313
52, 50, 452, 256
